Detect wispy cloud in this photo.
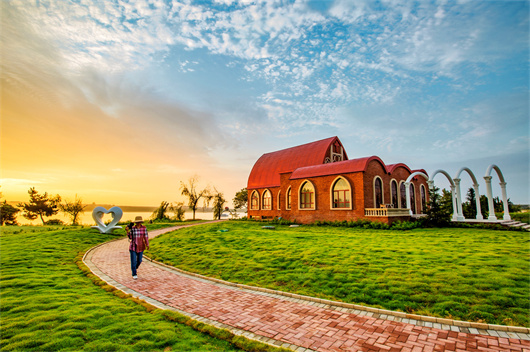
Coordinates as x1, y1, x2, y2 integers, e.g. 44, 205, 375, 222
1, 0, 528, 204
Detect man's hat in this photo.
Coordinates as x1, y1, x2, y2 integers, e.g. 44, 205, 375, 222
134, 216, 144, 223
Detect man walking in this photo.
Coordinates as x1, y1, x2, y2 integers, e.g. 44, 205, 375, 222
127, 216, 149, 279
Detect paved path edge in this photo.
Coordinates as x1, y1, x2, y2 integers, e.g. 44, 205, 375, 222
82, 236, 310, 352
143, 255, 530, 339
83, 223, 530, 343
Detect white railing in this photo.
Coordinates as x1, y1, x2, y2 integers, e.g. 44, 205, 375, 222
364, 208, 411, 217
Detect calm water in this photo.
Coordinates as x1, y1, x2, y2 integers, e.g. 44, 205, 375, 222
15, 209, 246, 226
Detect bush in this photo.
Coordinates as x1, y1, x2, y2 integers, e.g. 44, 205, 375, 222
45, 219, 64, 225
269, 217, 297, 226
511, 212, 530, 223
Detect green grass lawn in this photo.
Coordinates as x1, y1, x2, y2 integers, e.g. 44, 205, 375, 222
0, 225, 254, 352
147, 221, 530, 327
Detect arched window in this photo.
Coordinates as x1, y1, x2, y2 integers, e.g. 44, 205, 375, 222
332, 177, 351, 209
420, 185, 426, 214
374, 177, 383, 208
400, 182, 406, 208
409, 184, 416, 214
277, 190, 281, 210
262, 189, 271, 210
286, 187, 291, 210
300, 181, 315, 209
250, 191, 259, 210
391, 180, 398, 208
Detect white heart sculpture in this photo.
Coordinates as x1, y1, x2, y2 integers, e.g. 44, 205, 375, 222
91, 206, 123, 234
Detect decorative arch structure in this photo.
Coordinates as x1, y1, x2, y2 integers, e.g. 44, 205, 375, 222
427, 170, 457, 221
454, 167, 483, 221
484, 165, 510, 221
405, 171, 429, 216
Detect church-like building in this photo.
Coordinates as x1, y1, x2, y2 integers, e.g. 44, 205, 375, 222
247, 136, 429, 224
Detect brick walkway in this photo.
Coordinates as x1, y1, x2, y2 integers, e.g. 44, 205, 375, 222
84, 223, 530, 352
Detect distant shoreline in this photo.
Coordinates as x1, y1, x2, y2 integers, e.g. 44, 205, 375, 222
6, 202, 222, 213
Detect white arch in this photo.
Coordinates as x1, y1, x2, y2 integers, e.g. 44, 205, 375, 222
428, 169, 457, 221
453, 167, 483, 221
484, 164, 510, 221
404, 172, 428, 216
485, 164, 506, 183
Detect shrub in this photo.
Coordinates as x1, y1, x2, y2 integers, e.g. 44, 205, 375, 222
511, 212, 530, 223
45, 219, 64, 225
268, 217, 297, 226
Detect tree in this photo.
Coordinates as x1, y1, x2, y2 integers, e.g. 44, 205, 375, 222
59, 195, 87, 225
0, 187, 19, 226
233, 188, 248, 211
439, 188, 453, 218
212, 188, 226, 220
170, 202, 186, 221
180, 176, 210, 220
1, 200, 19, 226
462, 187, 477, 219
424, 186, 451, 227
18, 188, 61, 225
152, 201, 171, 221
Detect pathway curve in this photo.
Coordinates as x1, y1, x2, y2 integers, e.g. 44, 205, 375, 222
84, 222, 530, 352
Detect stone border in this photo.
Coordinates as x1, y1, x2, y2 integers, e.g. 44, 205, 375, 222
143, 255, 530, 340
83, 223, 530, 342
82, 239, 313, 352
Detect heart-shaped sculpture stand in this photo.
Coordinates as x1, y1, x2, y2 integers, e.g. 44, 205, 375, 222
91, 206, 123, 234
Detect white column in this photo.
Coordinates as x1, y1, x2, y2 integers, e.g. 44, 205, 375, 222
405, 182, 412, 216
453, 178, 465, 221
499, 182, 511, 221
473, 184, 483, 220
484, 176, 497, 221
450, 185, 458, 221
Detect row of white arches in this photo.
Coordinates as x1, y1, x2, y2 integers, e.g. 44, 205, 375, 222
404, 164, 511, 221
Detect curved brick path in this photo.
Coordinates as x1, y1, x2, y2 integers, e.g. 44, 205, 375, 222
84, 223, 530, 352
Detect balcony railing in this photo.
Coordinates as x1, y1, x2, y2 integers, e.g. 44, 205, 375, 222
364, 208, 411, 217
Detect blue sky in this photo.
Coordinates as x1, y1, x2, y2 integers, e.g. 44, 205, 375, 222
1, 0, 529, 206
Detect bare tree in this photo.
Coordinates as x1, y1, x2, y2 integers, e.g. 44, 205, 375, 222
170, 202, 186, 221
180, 176, 210, 220
59, 195, 87, 225
212, 187, 226, 220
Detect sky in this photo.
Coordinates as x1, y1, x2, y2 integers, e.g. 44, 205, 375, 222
1, 0, 529, 207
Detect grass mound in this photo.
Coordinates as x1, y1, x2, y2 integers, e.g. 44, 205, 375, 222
147, 221, 530, 327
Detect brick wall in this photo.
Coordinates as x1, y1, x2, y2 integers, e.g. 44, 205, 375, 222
248, 165, 429, 224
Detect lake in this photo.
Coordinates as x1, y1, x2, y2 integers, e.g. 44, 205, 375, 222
15, 209, 247, 226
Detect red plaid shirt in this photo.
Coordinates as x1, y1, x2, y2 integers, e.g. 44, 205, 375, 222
129, 225, 149, 252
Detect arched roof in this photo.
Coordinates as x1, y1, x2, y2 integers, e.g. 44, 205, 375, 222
386, 163, 412, 174
290, 156, 384, 180
247, 136, 347, 189
290, 158, 428, 180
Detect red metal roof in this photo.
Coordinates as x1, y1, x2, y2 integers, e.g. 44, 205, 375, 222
386, 163, 412, 174
247, 137, 347, 189
290, 156, 386, 180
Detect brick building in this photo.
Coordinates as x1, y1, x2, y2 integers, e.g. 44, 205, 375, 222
247, 136, 428, 224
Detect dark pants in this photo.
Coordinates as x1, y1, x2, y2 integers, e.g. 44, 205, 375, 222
129, 250, 143, 276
